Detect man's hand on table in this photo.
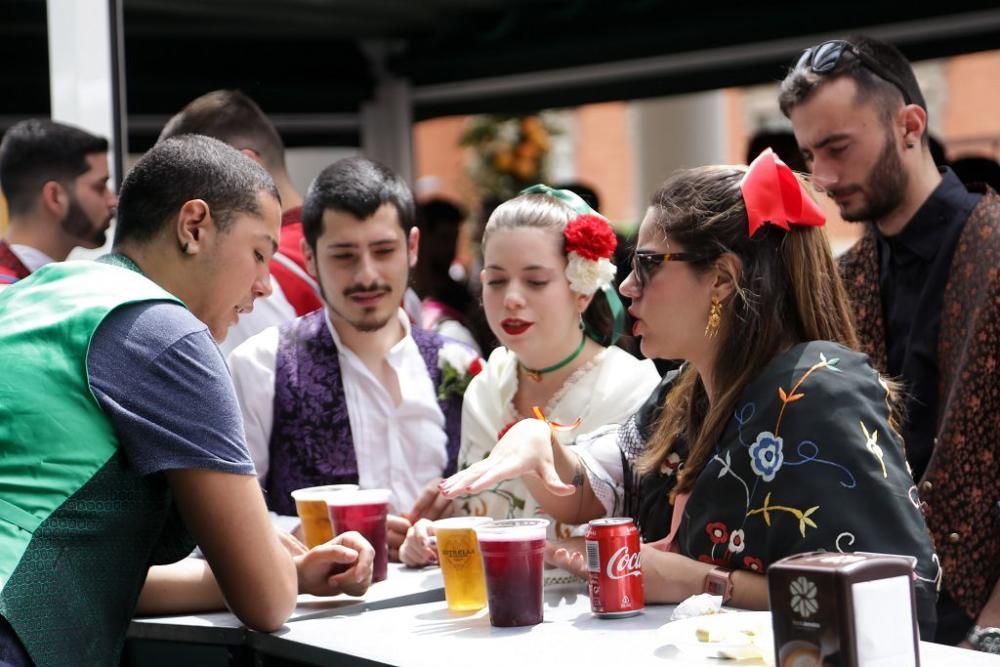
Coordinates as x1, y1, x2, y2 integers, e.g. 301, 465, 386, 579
396, 477, 455, 566
386, 514, 412, 562
400, 518, 437, 568
295, 531, 374, 598
405, 477, 454, 523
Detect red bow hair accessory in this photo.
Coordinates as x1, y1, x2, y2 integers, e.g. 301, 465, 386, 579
740, 148, 826, 237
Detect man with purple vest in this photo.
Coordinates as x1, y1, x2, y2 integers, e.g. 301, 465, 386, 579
229, 157, 470, 560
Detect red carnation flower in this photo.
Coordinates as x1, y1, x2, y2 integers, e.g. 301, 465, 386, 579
706, 522, 729, 544
468, 358, 484, 377
564, 214, 617, 261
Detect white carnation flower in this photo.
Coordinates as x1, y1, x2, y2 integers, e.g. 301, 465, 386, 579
438, 342, 477, 372
565, 254, 616, 295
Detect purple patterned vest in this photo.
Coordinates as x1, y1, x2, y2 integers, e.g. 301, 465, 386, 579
264, 309, 463, 515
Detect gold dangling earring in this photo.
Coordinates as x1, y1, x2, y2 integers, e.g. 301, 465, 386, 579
705, 295, 722, 338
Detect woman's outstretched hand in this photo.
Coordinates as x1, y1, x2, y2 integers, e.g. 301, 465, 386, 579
439, 418, 576, 498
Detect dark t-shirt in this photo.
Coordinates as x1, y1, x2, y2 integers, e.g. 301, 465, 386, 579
87, 300, 255, 477
0, 301, 254, 664
875, 168, 980, 482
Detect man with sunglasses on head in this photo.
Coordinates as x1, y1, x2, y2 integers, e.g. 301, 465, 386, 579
780, 35, 1000, 652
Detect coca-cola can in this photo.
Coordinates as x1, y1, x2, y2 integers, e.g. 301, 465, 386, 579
585, 517, 644, 617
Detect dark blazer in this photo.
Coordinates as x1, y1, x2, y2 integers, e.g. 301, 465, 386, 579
838, 187, 1000, 619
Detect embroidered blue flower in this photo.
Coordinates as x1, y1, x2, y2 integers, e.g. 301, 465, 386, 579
749, 431, 784, 482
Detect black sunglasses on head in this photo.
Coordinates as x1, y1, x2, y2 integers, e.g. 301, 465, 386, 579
631, 250, 712, 290
797, 40, 913, 106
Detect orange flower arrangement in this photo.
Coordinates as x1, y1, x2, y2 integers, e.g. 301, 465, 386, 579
460, 114, 557, 199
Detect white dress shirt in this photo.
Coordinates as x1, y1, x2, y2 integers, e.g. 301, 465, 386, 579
9, 244, 54, 273
228, 308, 449, 513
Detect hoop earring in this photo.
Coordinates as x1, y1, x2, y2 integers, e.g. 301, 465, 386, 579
705, 295, 722, 338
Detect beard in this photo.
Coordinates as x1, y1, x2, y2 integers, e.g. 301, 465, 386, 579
837, 132, 909, 223
61, 196, 109, 247
317, 275, 398, 333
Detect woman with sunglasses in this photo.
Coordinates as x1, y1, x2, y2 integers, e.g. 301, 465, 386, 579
399, 187, 660, 568
439, 151, 938, 634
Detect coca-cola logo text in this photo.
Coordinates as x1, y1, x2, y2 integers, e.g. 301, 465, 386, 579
605, 545, 641, 580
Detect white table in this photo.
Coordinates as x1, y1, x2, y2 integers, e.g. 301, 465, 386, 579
127, 565, 1000, 666
128, 563, 444, 646
251, 583, 1000, 667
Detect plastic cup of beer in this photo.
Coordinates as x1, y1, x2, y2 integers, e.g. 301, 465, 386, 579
327, 488, 391, 583
290, 484, 359, 548
433, 517, 492, 612
476, 518, 550, 627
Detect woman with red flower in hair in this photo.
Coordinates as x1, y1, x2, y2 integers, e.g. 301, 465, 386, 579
400, 186, 660, 570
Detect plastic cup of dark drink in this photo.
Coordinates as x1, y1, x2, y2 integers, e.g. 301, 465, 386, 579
476, 518, 549, 627
326, 488, 391, 583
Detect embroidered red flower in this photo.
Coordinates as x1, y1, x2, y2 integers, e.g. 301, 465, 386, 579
564, 214, 617, 261
743, 556, 764, 572
706, 522, 729, 545
496, 420, 520, 441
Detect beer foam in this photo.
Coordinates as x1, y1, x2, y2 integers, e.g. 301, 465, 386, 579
476, 518, 549, 542
432, 517, 493, 531
290, 484, 359, 501
324, 488, 391, 506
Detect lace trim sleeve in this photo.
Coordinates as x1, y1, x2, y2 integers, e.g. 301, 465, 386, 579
573, 412, 646, 518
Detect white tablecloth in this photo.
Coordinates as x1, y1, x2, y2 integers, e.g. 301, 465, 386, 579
249, 581, 1000, 666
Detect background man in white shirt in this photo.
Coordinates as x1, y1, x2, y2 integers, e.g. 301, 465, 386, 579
158, 90, 324, 354
229, 157, 471, 560
0, 119, 116, 285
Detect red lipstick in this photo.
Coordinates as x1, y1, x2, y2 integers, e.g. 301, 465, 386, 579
501, 319, 533, 336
